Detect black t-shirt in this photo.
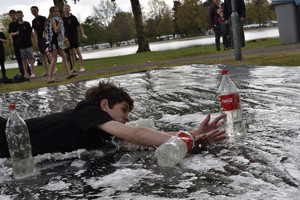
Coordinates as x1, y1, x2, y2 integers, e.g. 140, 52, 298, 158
8, 20, 19, 45
62, 15, 79, 43
0, 32, 6, 57
17, 21, 33, 49
32, 15, 46, 39
0, 101, 114, 158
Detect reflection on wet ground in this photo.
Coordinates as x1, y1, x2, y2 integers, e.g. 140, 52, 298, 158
1, 63, 300, 199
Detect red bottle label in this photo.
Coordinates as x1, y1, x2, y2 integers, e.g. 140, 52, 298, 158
176, 132, 194, 153
219, 93, 241, 112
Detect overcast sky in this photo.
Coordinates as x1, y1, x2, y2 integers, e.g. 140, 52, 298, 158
0, 0, 174, 23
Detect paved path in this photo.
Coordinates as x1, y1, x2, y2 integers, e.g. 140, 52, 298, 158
31, 42, 300, 82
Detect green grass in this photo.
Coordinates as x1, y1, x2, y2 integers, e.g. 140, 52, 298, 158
1, 37, 299, 93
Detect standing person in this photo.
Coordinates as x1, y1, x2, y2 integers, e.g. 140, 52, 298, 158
218, 4, 231, 50
15, 10, 35, 78
209, 0, 222, 51
0, 80, 226, 158
8, 10, 27, 77
223, 0, 246, 48
45, 6, 78, 83
63, 4, 88, 73
0, 31, 8, 80
31, 6, 57, 77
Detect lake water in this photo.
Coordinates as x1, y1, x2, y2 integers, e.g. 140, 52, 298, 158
5, 27, 279, 69
0, 63, 299, 199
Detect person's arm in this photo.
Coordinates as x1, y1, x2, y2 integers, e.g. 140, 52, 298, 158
79, 24, 88, 39
98, 121, 171, 147
240, 0, 246, 21
98, 113, 226, 150
0, 34, 7, 43
52, 18, 62, 33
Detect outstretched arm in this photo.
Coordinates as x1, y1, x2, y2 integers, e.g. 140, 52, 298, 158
98, 121, 171, 147
98, 113, 226, 150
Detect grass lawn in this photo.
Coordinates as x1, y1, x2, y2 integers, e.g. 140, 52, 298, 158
1, 37, 299, 93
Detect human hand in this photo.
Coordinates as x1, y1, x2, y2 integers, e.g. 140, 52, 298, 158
190, 114, 226, 151
194, 114, 225, 135
82, 34, 88, 39
225, 20, 229, 24
192, 129, 226, 152
240, 17, 245, 22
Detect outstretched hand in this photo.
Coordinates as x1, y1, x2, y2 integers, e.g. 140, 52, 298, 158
190, 114, 226, 151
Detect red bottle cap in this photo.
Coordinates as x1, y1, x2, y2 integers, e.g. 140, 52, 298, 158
8, 104, 16, 109
221, 69, 228, 74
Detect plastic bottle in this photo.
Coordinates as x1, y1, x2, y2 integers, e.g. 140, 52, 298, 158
155, 131, 194, 167
217, 69, 246, 138
5, 104, 35, 178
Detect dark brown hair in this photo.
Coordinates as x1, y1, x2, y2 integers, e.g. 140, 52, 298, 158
85, 81, 134, 111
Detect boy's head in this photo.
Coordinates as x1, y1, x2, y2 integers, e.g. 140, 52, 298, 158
85, 81, 134, 112
63, 5, 71, 14
8, 10, 16, 20
31, 6, 39, 17
16, 10, 24, 20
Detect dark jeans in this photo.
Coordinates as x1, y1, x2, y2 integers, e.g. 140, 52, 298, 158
214, 24, 222, 50
13, 43, 24, 75
221, 22, 231, 49
229, 19, 245, 48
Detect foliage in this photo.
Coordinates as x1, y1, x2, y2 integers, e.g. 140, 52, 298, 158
0, 14, 16, 58
111, 12, 135, 42
245, 0, 276, 25
174, 0, 209, 36
92, 0, 120, 27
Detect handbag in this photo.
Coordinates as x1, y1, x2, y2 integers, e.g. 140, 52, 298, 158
62, 36, 70, 49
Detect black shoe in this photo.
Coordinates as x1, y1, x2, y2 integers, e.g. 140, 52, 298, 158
217, 48, 221, 51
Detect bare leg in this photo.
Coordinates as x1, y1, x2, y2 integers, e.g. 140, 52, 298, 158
40, 52, 49, 76
22, 59, 29, 77
75, 48, 85, 72
47, 53, 57, 73
29, 58, 35, 78
58, 48, 71, 76
69, 48, 77, 72
48, 50, 58, 82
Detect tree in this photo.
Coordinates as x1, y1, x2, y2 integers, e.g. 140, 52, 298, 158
174, 0, 209, 36
129, 0, 150, 52
245, 0, 276, 26
92, 0, 120, 27
111, 12, 135, 41
79, 16, 105, 46
0, 13, 14, 58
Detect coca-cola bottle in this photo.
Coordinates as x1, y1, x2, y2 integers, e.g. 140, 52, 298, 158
5, 104, 35, 178
154, 131, 194, 167
218, 69, 246, 138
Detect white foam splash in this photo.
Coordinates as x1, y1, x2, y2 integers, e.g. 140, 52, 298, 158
84, 168, 152, 191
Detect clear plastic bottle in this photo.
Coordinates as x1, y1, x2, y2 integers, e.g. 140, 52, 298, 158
5, 104, 35, 178
154, 131, 194, 167
218, 69, 246, 138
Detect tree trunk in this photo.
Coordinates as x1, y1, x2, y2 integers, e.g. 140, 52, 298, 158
130, 0, 150, 53
53, 0, 65, 17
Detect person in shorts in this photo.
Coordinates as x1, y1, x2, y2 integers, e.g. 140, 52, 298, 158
63, 4, 88, 73
31, 6, 57, 76
15, 10, 35, 78
8, 10, 29, 77
45, 6, 78, 83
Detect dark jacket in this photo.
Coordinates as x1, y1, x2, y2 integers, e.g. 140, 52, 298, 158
223, 0, 246, 20
209, 3, 221, 28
